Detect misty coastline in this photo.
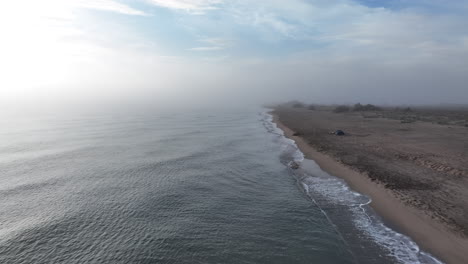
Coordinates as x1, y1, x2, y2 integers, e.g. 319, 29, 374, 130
3, 0, 468, 263
271, 103, 468, 263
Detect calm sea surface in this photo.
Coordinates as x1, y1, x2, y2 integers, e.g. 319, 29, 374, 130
0, 108, 441, 263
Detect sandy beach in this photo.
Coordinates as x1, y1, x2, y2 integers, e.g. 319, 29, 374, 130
272, 106, 468, 264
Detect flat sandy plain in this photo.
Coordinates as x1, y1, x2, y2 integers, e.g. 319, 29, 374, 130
273, 106, 468, 264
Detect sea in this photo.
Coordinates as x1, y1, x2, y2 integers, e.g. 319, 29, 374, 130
0, 107, 442, 263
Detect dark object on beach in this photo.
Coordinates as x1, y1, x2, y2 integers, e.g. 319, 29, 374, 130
335, 130, 345, 136
307, 104, 316, 110
404, 107, 412, 113
292, 132, 303, 136
289, 161, 300, 169
293, 102, 305, 108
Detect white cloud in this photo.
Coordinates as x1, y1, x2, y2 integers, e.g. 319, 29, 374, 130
188, 38, 232, 51
2, 0, 468, 106
188, 46, 224, 51
0, 0, 148, 103
147, 0, 222, 13
77, 0, 148, 16
199, 38, 232, 46
3, 0, 148, 17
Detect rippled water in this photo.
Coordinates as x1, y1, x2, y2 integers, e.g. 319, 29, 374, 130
0, 108, 440, 263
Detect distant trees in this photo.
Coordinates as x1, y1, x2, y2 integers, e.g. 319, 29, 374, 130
293, 102, 305, 108
286, 100, 306, 108
353, 103, 381, 111
286, 101, 382, 113
332, 103, 382, 113
285, 101, 319, 110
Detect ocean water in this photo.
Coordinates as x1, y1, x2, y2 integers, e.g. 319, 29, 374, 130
0, 108, 441, 263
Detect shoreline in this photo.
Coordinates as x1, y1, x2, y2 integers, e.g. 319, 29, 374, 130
271, 112, 468, 264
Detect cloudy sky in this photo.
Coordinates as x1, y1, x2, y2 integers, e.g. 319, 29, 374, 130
1, 0, 467, 107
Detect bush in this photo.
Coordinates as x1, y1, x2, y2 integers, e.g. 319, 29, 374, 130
365, 104, 381, 111
333, 105, 350, 113
437, 120, 449, 125
401, 119, 415, 124
293, 102, 305, 108
353, 103, 381, 111
353, 103, 364, 111
307, 104, 316, 110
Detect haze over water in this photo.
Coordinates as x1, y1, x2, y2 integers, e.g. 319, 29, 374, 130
0, 0, 466, 262
0, 108, 440, 263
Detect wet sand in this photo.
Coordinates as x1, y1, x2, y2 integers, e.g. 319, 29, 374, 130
272, 107, 468, 264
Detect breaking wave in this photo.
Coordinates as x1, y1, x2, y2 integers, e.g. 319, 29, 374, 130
261, 111, 442, 264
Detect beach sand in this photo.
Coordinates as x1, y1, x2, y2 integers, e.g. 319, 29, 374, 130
272, 106, 468, 264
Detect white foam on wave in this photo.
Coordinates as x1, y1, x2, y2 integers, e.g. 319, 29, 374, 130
260, 112, 304, 163
260, 111, 443, 264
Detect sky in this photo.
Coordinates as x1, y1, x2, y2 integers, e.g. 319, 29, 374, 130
1, 0, 468, 107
